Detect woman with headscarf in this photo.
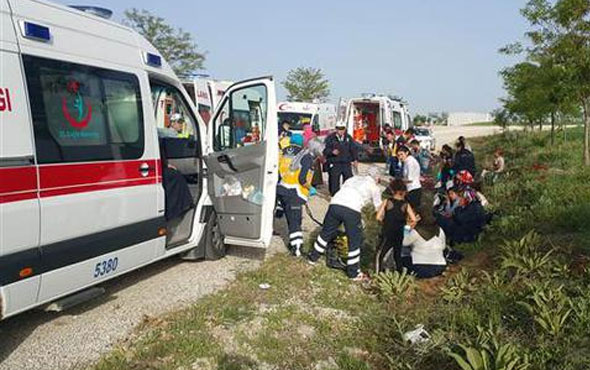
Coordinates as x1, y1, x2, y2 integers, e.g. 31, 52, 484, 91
435, 185, 487, 245
401, 210, 447, 278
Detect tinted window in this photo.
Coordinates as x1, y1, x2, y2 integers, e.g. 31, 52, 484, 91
23, 55, 144, 164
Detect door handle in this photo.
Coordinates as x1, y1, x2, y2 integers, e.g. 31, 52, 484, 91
138, 163, 152, 177
217, 154, 238, 172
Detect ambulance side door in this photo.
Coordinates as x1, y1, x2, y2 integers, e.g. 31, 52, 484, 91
203, 78, 278, 248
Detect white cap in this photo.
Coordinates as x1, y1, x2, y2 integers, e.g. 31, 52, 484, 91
366, 166, 380, 179
335, 121, 346, 129
171, 113, 182, 122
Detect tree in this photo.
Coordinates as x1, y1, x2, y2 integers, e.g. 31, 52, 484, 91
282, 67, 330, 102
123, 9, 205, 78
503, 0, 590, 164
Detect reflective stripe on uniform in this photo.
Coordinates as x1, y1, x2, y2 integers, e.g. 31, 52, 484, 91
347, 256, 360, 265
347, 249, 360, 258
314, 242, 325, 254
289, 232, 303, 240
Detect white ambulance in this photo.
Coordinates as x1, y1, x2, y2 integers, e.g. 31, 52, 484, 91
182, 78, 232, 124
277, 101, 336, 138
344, 94, 412, 160
0, 0, 278, 320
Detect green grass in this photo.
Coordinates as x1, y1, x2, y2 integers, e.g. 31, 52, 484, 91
94, 127, 590, 369
465, 121, 499, 126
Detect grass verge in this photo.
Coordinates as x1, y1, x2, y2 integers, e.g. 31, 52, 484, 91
95, 128, 590, 370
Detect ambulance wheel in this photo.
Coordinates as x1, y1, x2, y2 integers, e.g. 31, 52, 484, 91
205, 210, 226, 260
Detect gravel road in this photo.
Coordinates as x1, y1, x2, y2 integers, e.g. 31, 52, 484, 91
431, 125, 502, 150
0, 196, 330, 370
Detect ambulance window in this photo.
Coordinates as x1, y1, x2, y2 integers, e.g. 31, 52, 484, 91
213, 84, 267, 151
150, 82, 199, 159
23, 56, 144, 164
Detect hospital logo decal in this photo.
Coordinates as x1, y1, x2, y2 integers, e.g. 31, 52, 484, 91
62, 79, 93, 130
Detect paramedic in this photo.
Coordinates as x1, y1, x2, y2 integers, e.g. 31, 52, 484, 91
161, 113, 189, 138
323, 122, 359, 196
308, 167, 383, 281
276, 135, 324, 256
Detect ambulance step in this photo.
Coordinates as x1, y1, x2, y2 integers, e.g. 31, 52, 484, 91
43, 287, 105, 313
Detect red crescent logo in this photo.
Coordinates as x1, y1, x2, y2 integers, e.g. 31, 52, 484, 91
61, 97, 93, 130
278, 103, 289, 111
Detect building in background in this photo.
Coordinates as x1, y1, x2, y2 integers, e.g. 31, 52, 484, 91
446, 112, 493, 126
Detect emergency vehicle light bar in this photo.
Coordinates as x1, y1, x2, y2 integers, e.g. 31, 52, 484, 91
145, 52, 162, 67
22, 22, 51, 42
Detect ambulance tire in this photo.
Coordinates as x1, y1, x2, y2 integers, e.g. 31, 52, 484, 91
204, 210, 227, 260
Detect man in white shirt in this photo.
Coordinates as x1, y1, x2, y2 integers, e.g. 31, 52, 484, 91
307, 167, 383, 280
397, 145, 422, 210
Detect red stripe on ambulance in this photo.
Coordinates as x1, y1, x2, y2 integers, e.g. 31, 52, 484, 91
0, 160, 159, 204
0, 166, 37, 203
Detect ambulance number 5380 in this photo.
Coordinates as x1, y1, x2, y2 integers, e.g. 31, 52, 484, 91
94, 257, 119, 278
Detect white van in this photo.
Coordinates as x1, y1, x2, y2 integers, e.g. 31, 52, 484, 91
0, 0, 278, 320
277, 101, 336, 138
344, 94, 412, 160
182, 78, 232, 124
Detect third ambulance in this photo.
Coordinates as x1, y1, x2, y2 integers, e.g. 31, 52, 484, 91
344, 94, 412, 160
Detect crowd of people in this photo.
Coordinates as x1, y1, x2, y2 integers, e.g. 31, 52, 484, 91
275, 121, 505, 281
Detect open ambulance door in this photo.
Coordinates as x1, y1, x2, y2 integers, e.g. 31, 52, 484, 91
203, 77, 278, 248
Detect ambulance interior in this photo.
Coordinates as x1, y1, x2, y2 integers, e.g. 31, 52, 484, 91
351, 101, 381, 145
277, 112, 312, 131
152, 83, 202, 248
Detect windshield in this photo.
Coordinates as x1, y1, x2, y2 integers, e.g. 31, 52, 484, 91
278, 112, 313, 131
414, 128, 430, 136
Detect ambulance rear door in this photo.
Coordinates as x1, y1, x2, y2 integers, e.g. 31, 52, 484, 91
203, 77, 277, 248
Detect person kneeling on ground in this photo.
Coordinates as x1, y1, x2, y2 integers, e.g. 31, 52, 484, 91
277, 135, 324, 256
401, 210, 447, 278
376, 179, 417, 273
308, 167, 383, 281
435, 185, 487, 245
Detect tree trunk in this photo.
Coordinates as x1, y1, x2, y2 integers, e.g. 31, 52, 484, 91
550, 111, 555, 145
583, 98, 590, 166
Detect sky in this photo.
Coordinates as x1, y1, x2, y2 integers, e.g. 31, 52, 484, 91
56, 0, 528, 115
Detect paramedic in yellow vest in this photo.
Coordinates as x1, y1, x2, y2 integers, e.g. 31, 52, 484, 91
163, 113, 190, 138
276, 134, 324, 256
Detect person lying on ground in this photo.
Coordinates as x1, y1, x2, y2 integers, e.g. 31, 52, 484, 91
307, 167, 383, 281
375, 179, 418, 273
401, 209, 447, 279
435, 185, 487, 245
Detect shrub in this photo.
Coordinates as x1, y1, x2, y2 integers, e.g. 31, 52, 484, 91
374, 270, 416, 300
518, 283, 572, 337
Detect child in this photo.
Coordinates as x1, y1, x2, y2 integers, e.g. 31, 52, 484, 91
376, 179, 417, 272
481, 148, 505, 184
